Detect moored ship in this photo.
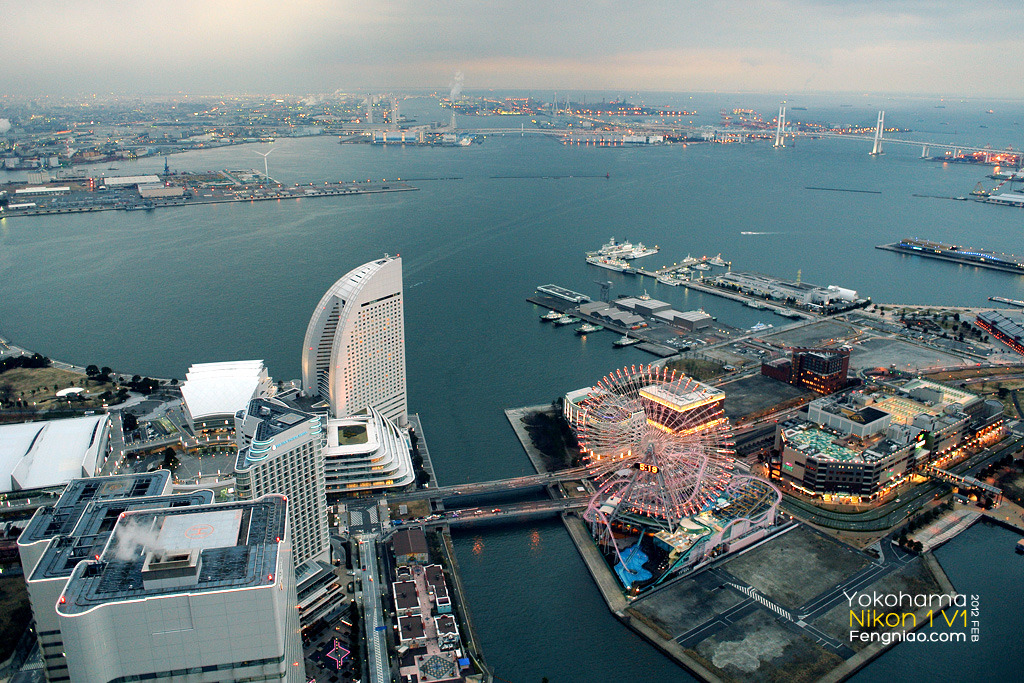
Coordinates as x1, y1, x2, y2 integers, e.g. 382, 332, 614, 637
586, 255, 637, 274
586, 237, 660, 260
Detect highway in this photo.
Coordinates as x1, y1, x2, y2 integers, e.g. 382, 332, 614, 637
100, 411, 128, 475
356, 535, 390, 683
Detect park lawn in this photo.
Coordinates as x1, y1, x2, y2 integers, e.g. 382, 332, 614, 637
665, 357, 726, 382
0, 367, 113, 404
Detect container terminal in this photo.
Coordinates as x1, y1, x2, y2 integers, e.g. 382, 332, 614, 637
877, 238, 1024, 275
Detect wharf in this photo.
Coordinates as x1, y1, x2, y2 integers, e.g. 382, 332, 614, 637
877, 240, 1024, 276
529, 295, 684, 357
632, 267, 813, 320
2, 180, 416, 218
989, 296, 1024, 309
982, 500, 1024, 535
678, 279, 812, 319
503, 405, 556, 476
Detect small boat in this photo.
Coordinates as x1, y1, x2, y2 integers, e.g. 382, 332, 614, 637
749, 322, 774, 333
554, 316, 581, 326
576, 323, 604, 334
540, 311, 563, 321
693, 262, 711, 271
613, 335, 641, 347
708, 254, 728, 267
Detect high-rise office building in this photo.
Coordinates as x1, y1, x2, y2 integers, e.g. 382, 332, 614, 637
301, 256, 407, 424
17, 472, 211, 683
234, 398, 329, 566
57, 495, 303, 683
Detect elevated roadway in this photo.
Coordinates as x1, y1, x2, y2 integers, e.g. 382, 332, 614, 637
384, 465, 596, 503
356, 534, 390, 683
389, 498, 589, 532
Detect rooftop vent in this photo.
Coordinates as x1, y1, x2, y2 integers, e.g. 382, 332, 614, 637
141, 548, 202, 590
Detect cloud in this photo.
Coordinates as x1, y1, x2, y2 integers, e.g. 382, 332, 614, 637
0, 0, 1019, 97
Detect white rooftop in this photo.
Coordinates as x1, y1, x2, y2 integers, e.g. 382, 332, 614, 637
103, 175, 160, 186
181, 360, 271, 420
155, 509, 243, 551
0, 415, 109, 493
640, 380, 723, 410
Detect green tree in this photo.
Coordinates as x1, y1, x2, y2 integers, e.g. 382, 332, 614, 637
85, 365, 99, 377
161, 448, 177, 470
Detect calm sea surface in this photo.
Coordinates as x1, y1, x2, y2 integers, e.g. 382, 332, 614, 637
1, 93, 1021, 681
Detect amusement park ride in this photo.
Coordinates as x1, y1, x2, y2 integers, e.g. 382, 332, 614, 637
575, 365, 781, 593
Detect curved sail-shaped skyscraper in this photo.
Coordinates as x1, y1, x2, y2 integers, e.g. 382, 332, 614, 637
302, 256, 407, 425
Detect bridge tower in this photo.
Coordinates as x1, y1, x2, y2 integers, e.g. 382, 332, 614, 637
773, 105, 786, 148
921, 144, 929, 159
870, 110, 885, 155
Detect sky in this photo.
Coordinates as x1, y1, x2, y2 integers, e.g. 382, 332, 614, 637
3, 0, 1023, 98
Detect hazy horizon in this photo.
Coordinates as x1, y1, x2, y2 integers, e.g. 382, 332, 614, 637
2, 0, 1022, 99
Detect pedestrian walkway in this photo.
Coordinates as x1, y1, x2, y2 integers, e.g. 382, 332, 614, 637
911, 509, 981, 551
724, 582, 793, 621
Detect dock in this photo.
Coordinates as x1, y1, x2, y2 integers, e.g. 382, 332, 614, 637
989, 296, 1024, 309
528, 295, 679, 356
1, 177, 417, 218
878, 239, 1024, 276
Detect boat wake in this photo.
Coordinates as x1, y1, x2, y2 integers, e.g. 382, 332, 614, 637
741, 231, 782, 235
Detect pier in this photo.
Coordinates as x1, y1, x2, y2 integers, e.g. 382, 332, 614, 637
1, 176, 416, 219
877, 239, 1024, 276
989, 297, 1024, 309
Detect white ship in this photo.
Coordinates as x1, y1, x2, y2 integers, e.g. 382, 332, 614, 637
708, 254, 728, 267
587, 237, 660, 260
749, 322, 774, 333
656, 274, 684, 286
586, 255, 637, 274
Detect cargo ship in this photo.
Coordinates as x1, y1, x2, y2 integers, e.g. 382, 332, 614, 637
877, 239, 1024, 275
